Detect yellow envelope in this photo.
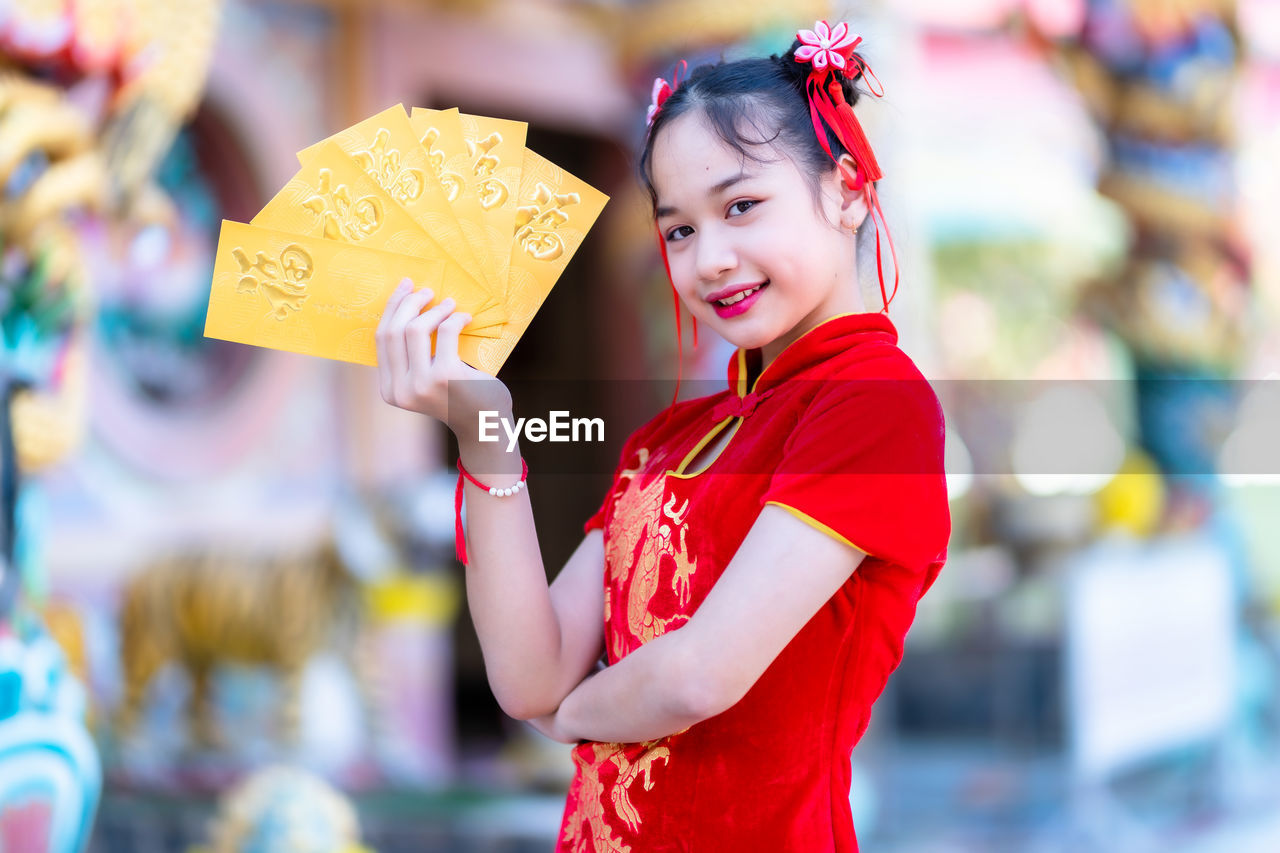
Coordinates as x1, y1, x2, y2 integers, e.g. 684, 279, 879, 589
466, 150, 609, 375
253, 142, 505, 338
205, 220, 494, 368
409, 107, 504, 293
297, 105, 495, 298
458, 112, 527, 299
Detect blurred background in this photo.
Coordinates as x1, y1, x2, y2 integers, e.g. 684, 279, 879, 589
0, 0, 1278, 850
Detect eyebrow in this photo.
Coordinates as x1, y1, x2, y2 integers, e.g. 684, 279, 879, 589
655, 170, 754, 219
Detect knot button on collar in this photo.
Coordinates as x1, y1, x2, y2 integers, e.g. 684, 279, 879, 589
711, 389, 775, 422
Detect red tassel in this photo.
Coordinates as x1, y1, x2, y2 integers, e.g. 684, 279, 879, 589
803, 66, 899, 312
805, 78, 838, 164
455, 468, 467, 565
454, 457, 530, 566
656, 227, 685, 412
671, 278, 684, 406
830, 83, 882, 183
867, 184, 898, 312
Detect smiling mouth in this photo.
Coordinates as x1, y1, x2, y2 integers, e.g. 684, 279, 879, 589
713, 282, 768, 307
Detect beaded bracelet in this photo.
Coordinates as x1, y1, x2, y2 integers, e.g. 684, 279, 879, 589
454, 457, 529, 564
458, 457, 528, 497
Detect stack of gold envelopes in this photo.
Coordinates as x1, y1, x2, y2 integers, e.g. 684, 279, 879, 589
204, 105, 609, 376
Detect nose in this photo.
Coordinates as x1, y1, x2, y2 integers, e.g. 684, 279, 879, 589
694, 225, 736, 283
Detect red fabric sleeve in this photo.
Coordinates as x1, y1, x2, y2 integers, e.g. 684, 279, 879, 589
761, 376, 950, 573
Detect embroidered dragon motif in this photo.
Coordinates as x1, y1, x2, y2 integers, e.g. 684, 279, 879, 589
603, 448, 698, 660
561, 446, 700, 849
563, 740, 671, 852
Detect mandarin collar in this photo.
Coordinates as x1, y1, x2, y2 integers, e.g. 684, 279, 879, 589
725, 312, 899, 398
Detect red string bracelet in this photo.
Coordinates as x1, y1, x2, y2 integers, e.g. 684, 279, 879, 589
454, 457, 529, 565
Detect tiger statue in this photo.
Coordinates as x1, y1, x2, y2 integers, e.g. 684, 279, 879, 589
115, 537, 382, 750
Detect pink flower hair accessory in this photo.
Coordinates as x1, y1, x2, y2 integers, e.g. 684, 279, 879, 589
795, 20, 861, 74
646, 78, 671, 127
645, 60, 688, 128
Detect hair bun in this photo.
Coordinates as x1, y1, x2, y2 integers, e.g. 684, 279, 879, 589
773, 45, 807, 83
776, 38, 864, 107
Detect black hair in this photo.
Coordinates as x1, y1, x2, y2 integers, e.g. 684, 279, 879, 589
638, 39, 867, 213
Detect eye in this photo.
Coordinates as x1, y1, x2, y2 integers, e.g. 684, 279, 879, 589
728, 199, 758, 217
664, 224, 694, 243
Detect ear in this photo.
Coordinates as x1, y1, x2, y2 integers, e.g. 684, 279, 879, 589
832, 153, 869, 232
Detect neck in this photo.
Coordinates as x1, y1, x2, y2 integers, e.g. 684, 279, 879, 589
759, 282, 867, 371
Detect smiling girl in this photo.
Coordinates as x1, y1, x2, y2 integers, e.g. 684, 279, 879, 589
376, 20, 950, 852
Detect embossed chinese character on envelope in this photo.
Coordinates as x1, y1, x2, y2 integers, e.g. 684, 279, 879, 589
205, 103, 609, 376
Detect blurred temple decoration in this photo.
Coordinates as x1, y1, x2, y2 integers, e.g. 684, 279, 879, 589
0, 0, 224, 603
0, 1, 222, 850
1048, 0, 1251, 504
192, 764, 372, 853
0, 629, 100, 853
1056, 0, 1249, 368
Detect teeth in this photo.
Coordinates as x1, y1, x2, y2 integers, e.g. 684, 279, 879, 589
717, 286, 760, 307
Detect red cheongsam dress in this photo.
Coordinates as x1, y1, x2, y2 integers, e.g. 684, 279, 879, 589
556, 312, 951, 852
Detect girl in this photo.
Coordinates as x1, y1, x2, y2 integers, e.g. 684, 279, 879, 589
376, 20, 950, 852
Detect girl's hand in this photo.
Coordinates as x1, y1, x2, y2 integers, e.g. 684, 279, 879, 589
375, 278, 512, 438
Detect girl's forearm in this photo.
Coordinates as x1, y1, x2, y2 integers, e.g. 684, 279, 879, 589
556, 631, 711, 743
456, 429, 569, 720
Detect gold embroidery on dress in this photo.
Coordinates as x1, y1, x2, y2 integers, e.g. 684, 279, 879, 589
564, 740, 671, 852
604, 448, 699, 655
562, 445, 696, 849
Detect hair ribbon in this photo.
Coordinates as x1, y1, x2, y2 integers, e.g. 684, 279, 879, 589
646, 60, 698, 409
796, 20, 898, 312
